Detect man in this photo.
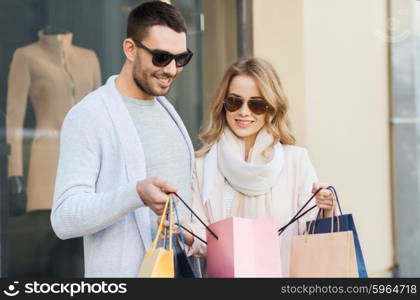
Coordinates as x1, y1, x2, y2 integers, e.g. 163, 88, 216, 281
51, 1, 195, 277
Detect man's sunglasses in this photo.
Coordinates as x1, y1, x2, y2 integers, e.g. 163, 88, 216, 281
224, 96, 270, 115
132, 39, 193, 68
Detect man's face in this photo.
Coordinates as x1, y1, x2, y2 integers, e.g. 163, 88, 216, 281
132, 25, 187, 98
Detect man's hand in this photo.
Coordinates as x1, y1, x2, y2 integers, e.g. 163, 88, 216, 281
136, 177, 177, 215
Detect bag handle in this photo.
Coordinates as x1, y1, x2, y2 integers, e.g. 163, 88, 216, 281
277, 185, 341, 235
149, 196, 171, 252
168, 196, 173, 251
163, 205, 168, 250
175, 223, 208, 245
327, 186, 343, 215
277, 187, 323, 235
312, 186, 343, 222
169, 194, 209, 245
172, 194, 187, 250
172, 192, 219, 240
307, 186, 341, 234
163, 196, 174, 251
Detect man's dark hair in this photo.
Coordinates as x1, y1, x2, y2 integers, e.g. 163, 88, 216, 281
127, 1, 187, 42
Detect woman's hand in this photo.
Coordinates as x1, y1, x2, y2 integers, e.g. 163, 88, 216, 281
156, 216, 195, 247
312, 182, 334, 217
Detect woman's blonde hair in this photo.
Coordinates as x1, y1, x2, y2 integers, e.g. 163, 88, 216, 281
197, 57, 296, 157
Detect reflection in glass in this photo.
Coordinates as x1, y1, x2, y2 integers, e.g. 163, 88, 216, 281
6, 26, 101, 277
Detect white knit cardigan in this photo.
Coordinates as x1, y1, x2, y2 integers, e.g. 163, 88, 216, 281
51, 75, 194, 277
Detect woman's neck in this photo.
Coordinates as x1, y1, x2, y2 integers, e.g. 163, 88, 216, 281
244, 135, 257, 161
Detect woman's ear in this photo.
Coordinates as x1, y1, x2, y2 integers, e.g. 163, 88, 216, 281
266, 112, 274, 125
123, 38, 137, 63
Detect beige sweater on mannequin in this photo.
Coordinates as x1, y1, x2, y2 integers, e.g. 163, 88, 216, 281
6, 30, 101, 212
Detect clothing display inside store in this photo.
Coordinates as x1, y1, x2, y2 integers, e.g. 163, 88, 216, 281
6, 29, 101, 212
5, 28, 102, 277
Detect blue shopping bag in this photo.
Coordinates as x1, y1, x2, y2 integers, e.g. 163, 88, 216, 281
306, 187, 368, 278
171, 195, 196, 278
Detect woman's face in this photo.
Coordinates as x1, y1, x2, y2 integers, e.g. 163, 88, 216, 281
225, 75, 267, 144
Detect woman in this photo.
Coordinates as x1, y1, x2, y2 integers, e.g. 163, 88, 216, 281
172, 57, 334, 277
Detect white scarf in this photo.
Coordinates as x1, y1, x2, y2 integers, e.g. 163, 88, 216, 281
204, 128, 284, 218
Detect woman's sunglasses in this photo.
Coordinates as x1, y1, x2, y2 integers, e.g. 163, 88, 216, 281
224, 96, 270, 115
132, 39, 193, 68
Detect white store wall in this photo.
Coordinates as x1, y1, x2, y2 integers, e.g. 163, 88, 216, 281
253, 0, 394, 276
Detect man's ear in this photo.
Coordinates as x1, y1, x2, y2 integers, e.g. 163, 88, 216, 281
123, 38, 137, 62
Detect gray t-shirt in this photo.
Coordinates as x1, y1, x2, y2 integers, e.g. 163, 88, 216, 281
121, 95, 191, 241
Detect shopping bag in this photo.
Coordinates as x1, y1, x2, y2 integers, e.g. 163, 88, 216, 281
206, 216, 282, 278
172, 193, 282, 278
306, 186, 368, 277
289, 193, 358, 278
138, 197, 174, 278
290, 229, 358, 277
172, 195, 196, 278
173, 241, 196, 278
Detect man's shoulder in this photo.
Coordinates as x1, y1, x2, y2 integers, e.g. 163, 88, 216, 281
65, 87, 108, 123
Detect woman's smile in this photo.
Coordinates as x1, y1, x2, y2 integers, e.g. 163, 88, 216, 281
235, 119, 255, 128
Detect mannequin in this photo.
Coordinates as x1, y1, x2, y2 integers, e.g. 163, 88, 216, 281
43, 25, 69, 35
6, 29, 101, 277
6, 29, 101, 212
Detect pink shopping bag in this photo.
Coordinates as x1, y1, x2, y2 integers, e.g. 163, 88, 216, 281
206, 216, 282, 278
